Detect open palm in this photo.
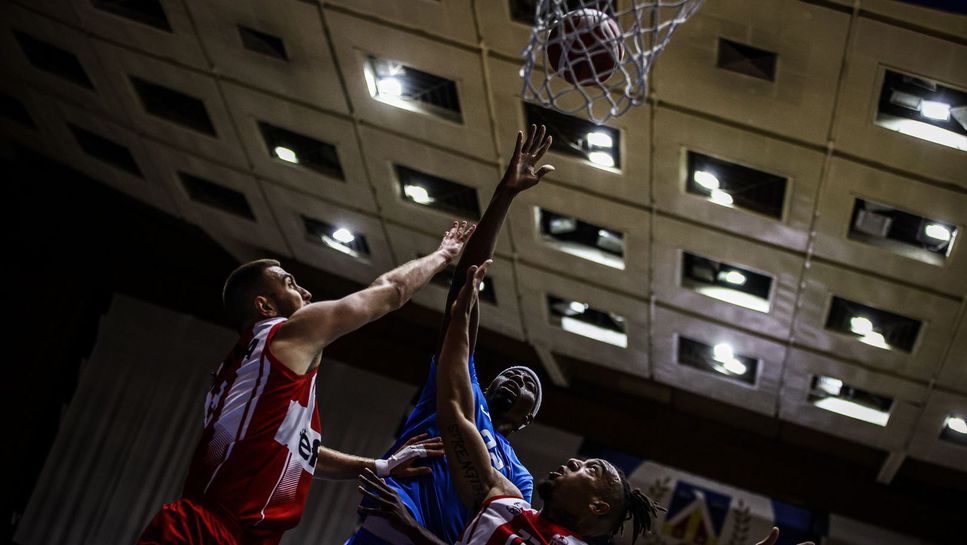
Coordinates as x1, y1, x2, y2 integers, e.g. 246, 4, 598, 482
504, 124, 555, 192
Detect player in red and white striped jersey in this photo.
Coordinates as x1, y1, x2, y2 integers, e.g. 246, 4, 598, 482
138, 221, 475, 545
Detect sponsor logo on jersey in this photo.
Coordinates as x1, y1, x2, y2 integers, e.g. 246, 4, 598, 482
275, 399, 321, 473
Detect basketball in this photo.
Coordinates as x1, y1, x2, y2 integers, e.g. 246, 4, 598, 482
546, 9, 625, 86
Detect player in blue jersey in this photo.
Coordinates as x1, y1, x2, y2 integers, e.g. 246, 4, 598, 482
344, 125, 556, 545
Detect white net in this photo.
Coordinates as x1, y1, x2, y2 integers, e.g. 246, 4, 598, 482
521, 0, 704, 124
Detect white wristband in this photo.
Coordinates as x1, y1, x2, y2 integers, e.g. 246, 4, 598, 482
374, 444, 428, 477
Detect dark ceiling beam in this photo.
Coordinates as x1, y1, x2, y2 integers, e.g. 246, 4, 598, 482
5, 146, 965, 544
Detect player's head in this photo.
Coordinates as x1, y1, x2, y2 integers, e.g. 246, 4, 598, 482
485, 366, 542, 434
223, 259, 312, 329
537, 458, 663, 543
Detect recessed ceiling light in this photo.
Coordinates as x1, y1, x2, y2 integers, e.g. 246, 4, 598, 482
586, 131, 613, 148
709, 189, 733, 206
813, 397, 890, 427
817, 376, 843, 396
920, 100, 951, 121
859, 331, 889, 350
721, 270, 746, 285
587, 151, 615, 168
332, 227, 355, 244
849, 316, 874, 335
945, 415, 967, 434
376, 77, 403, 97
924, 223, 952, 242
403, 184, 433, 204
569, 301, 588, 314
273, 146, 298, 164
693, 170, 720, 191
722, 357, 747, 375
712, 343, 733, 363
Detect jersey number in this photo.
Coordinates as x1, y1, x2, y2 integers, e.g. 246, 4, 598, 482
480, 429, 505, 470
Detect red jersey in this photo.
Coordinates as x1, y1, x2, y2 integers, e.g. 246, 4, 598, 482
183, 317, 320, 543
458, 496, 588, 545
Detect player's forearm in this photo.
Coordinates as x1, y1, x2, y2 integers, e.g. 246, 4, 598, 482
375, 250, 450, 310
436, 313, 475, 418
313, 446, 375, 480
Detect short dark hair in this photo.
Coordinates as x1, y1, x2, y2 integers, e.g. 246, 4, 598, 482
222, 259, 280, 329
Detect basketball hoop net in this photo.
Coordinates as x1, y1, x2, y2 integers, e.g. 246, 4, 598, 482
521, 0, 704, 124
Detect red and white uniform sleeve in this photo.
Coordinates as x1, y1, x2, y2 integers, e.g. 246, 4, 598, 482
458, 497, 588, 545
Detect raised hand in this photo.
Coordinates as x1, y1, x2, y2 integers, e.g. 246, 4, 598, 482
357, 468, 446, 543
502, 124, 555, 193
449, 260, 491, 320
375, 433, 444, 478
436, 220, 476, 263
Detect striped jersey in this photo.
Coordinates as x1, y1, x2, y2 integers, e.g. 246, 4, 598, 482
458, 496, 588, 545
183, 317, 320, 543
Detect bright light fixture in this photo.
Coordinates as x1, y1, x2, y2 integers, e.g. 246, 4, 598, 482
478, 280, 486, 292
859, 331, 889, 350
722, 358, 747, 375
722, 270, 746, 285
403, 184, 433, 204
849, 316, 874, 336
569, 301, 589, 314
712, 343, 733, 363
331, 228, 355, 244
920, 100, 951, 121
274, 146, 298, 164
813, 397, 890, 427
588, 151, 615, 168
817, 376, 843, 396
945, 415, 967, 434
376, 77, 403, 97
560, 316, 627, 347
709, 189, 733, 206
587, 131, 613, 148
891, 118, 967, 151
924, 223, 952, 242
693, 170, 720, 191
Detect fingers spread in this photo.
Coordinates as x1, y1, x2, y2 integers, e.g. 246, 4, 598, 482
524, 124, 537, 152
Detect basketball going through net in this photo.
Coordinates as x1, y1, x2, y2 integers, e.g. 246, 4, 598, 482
521, 0, 704, 124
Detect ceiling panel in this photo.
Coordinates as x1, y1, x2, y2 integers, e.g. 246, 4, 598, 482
70, 0, 208, 68
779, 348, 926, 451
327, 0, 478, 46
508, 181, 650, 298
188, 0, 348, 113
146, 141, 288, 255
652, 305, 786, 416
906, 389, 967, 472
651, 215, 803, 341
93, 41, 246, 165
515, 263, 649, 378
831, 18, 967, 187
356, 124, 513, 256
812, 158, 967, 296
262, 181, 394, 284
325, 9, 495, 160
652, 0, 850, 145
792, 261, 960, 380
221, 82, 373, 211
652, 106, 824, 251
936, 314, 967, 394
1, 3, 126, 121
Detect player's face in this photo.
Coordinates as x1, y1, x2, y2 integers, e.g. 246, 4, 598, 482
538, 458, 620, 519
263, 266, 312, 318
485, 369, 538, 429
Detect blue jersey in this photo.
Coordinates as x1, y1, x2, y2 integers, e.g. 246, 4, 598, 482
346, 356, 533, 545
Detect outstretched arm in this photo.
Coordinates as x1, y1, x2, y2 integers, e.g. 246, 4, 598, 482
437, 262, 520, 509
356, 469, 448, 545
313, 434, 443, 481
272, 221, 474, 374
436, 126, 554, 356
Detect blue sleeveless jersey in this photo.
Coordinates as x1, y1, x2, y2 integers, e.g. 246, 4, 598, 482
345, 356, 533, 545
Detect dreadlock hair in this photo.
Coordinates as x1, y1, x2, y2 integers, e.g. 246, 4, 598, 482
590, 467, 666, 545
